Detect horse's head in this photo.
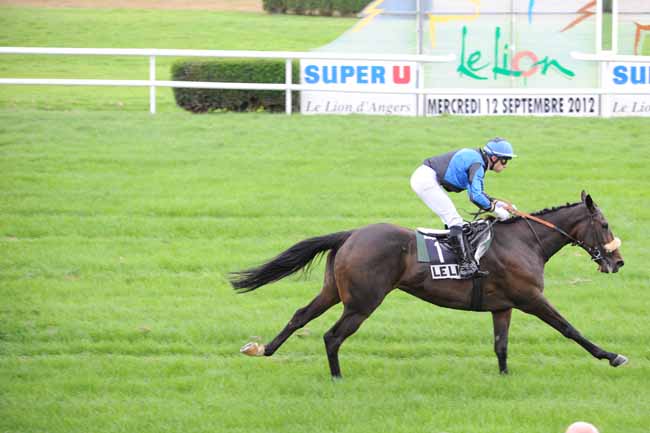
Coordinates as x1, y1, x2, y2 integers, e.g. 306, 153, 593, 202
576, 191, 624, 273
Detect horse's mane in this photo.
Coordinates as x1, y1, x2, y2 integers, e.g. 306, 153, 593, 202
498, 201, 583, 224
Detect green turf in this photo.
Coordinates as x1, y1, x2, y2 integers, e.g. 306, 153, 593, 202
1, 5, 649, 433
0, 6, 356, 111
1, 110, 649, 433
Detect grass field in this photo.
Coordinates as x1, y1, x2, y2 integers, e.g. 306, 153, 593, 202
0, 6, 356, 111
1, 5, 650, 433
1, 110, 649, 433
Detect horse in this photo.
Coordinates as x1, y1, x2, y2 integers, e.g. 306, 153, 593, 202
230, 191, 626, 378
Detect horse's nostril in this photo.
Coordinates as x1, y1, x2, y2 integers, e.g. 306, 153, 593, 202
617, 260, 625, 268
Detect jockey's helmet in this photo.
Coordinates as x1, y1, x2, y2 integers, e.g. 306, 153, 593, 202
484, 138, 516, 159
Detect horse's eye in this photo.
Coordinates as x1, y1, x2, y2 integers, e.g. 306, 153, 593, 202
602, 223, 609, 230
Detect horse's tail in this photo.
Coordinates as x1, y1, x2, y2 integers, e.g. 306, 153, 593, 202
229, 230, 354, 293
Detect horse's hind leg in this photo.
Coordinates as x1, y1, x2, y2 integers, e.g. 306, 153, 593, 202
241, 252, 340, 357
262, 288, 339, 356
323, 306, 371, 379
323, 284, 389, 378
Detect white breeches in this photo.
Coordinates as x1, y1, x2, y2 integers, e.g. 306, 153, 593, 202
410, 164, 464, 228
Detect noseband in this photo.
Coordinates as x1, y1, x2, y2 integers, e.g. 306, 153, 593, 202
582, 215, 606, 262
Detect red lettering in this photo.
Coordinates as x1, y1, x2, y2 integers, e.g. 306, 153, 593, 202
512, 51, 539, 78
392, 65, 411, 84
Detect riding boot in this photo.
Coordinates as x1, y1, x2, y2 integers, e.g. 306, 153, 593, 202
449, 226, 488, 279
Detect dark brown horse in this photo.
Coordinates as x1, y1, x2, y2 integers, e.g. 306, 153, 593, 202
230, 191, 626, 378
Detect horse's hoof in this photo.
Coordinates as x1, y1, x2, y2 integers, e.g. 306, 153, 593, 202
240, 342, 265, 356
610, 354, 628, 367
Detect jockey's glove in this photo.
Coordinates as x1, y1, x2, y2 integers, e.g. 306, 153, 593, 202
492, 200, 513, 221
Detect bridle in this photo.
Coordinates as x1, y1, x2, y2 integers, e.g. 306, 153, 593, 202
503, 204, 621, 263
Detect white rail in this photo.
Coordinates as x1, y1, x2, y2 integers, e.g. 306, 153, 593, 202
571, 51, 650, 62
0, 47, 454, 114
2, 78, 648, 95
2, 47, 649, 116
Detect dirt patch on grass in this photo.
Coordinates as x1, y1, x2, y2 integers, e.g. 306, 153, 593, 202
0, 0, 263, 12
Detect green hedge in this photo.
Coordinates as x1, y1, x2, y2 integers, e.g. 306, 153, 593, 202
265, 0, 607, 15
171, 59, 300, 113
263, 0, 372, 16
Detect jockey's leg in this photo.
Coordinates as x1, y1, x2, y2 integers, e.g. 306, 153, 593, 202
449, 225, 488, 279
410, 165, 463, 228
411, 165, 486, 279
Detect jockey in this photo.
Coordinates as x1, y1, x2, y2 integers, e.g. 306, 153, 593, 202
410, 138, 516, 279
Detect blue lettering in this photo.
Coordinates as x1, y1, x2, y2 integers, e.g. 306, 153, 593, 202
357, 65, 368, 84
303, 64, 394, 84
323, 66, 337, 84
304, 65, 319, 84
613, 65, 628, 85
631, 66, 647, 84
371, 66, 385, 84
340, 65, 355, 83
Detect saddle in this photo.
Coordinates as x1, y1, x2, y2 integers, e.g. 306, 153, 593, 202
415, 220, 493, 280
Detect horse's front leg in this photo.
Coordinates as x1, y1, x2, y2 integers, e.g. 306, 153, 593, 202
522, 295, 628, 367
492, 308, 512, 374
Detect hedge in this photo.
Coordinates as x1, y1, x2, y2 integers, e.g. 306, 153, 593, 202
262, 0, 372, 16
172, 59, 300, 113
263, 0, 611, 15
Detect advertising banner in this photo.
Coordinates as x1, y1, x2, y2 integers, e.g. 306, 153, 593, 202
423, 1, 599, 90
299, 0, 646, 117
604, 62, 650, 116
300, 60, 417, 116
425, 94, 600, 116
615, 0, 650, 55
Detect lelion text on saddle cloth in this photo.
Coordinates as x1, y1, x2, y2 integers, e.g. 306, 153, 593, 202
430, 264, 461, 280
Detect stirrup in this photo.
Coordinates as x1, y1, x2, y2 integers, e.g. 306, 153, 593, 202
472, 268, 489, 278
459, 261, 489, 279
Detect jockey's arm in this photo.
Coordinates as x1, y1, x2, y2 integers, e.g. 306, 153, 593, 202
467, 164, 492, 210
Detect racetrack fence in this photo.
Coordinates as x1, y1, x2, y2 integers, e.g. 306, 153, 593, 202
0, 47, 648, 117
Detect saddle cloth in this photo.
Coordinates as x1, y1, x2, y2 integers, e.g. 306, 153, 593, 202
415, 220, 493, 280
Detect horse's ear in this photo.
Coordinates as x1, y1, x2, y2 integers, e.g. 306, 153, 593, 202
582, 190, 596, 212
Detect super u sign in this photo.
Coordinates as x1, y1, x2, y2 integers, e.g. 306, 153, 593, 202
303, 61, 413, 85
300, 60, 417, 116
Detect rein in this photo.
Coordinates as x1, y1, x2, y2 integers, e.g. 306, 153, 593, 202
503, 204, 612, 263
507, 206, 578, 242
521, 217, 549, 261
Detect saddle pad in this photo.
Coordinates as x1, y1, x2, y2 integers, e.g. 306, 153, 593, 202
416, 227, 449, 236
415, 221, 493, 280
415, 231, 461, 279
